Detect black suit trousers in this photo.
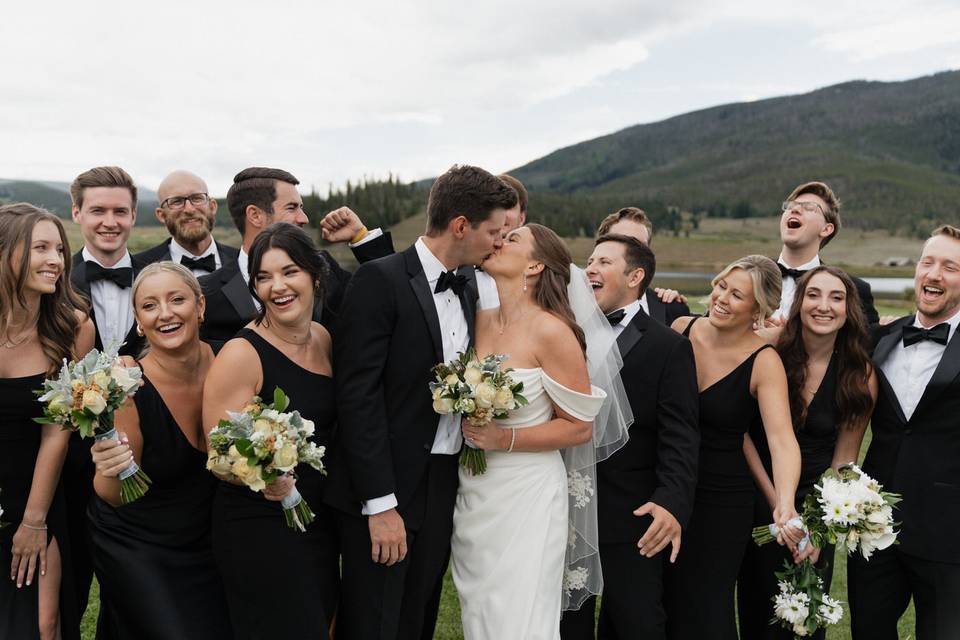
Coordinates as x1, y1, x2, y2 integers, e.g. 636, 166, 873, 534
848, 546, 960, 640
336, 454, 459, 640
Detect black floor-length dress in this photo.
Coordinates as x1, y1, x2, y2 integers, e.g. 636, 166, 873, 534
212, 328, 340, 639
738, 355, 840, 640
88, 373, 232, 640
0, 373, 79, 640
664, 317, 775, 640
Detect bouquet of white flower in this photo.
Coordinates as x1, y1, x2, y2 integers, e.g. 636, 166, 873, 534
772, 559, 844, 638
206, 387, 325, 532
34, 347, 149, 503
753, 463, 900, 559
429, 348, 528, 475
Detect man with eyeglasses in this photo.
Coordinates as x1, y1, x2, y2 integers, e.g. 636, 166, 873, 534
133, 170, 239, 276
773, 181, 878, 324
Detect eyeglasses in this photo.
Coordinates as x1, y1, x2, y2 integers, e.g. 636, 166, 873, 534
161, 193, 210, 210
781, 200, 825, 216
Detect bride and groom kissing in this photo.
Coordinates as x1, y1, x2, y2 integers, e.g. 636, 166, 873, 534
324, 164, 623, 639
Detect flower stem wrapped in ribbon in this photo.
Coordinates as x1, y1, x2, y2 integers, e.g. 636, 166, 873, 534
206, 387, 325, 532
429, 348, 528, 475
34, 347, 150, 503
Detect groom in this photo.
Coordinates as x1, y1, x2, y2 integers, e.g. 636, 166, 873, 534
325, 165, 517, 640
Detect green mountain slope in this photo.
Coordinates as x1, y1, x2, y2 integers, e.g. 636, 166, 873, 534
511, 70, 960, 234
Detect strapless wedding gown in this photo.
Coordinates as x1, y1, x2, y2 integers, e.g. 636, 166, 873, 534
451, 368, 606, 640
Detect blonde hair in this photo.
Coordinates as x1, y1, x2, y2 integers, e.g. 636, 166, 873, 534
711, 255, 782, 320
132, 261, 202, 312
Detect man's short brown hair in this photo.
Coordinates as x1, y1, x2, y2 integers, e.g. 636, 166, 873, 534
596, 207, 653, 239
786, 181, 841, 248
595, 233, 656, 295
426, 165, 518, 235
498, 174, 528, 214
70, 166, 137, 210
226, 167, 300, 235
932, 224, 960, 241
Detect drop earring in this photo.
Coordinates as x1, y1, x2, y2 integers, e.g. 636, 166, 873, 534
522, 272, 528, 292
136, 324, 144, 337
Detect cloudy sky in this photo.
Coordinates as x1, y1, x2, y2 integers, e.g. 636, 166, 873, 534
2, 0, 958, 195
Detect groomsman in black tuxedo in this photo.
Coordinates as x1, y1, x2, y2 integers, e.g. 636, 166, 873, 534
849, 225, 960, 639
596, 207, 690, 325
325, 165, 517, 640
560, 234, 699, 639
67, 165, 145, 615
199, 167, 393, 348
773, 181, 878, 324
133, 170, 238, 275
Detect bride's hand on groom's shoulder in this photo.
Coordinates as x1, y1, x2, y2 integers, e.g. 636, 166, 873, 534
461, 418, 508, 451
369, 508, 407, 566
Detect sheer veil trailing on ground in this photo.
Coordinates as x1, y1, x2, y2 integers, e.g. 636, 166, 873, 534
561, 265, 633, 610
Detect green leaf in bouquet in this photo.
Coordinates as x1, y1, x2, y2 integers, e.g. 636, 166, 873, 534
273, 387, 290, 412
514, 392, 529, 407
235, 439, 255, 457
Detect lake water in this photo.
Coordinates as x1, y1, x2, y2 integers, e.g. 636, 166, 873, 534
655, 272, 914, 295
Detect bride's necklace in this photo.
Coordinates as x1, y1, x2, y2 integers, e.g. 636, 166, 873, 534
497, 306, 528, 336
2, 319, 37, 349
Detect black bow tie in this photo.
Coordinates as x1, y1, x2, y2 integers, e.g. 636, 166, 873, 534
778, 263, 808, 280
902, 323, 950, 347
85, 262, 133, 288
606, 309, 627, 326
180, 254, 217, 272
435, 271, 468, 296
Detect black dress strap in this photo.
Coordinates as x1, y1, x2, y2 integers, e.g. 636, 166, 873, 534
682, 316, 700, 337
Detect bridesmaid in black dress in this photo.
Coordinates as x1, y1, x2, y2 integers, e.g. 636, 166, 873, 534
664, 255, 802, 640
0, 204, 94, 640
86, 261, 231, 639
738, 266, 878, 640
203, 223, 339, 639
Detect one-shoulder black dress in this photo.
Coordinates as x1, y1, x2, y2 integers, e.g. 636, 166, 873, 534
664, 317, 774, 640
87, 373, 232, 639
0, 373, 79, 640
737, 354, 840, 640
211, 328, 340, 639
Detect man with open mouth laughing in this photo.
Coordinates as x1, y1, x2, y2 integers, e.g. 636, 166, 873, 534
849, 224, 960, 639
774, 181, 878, 325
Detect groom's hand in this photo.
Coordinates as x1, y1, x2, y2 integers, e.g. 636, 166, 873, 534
369, 508, 407, 566
634, 502, 682, 562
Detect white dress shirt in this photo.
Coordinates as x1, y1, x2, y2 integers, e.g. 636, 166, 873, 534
609, 299, 643, 336
773, 253, 821, 320
168, 237, 222, 277
639, 292, 650, 317
881, 308, 960, 421
82, 247, 135, 351
236, 249, 261, 311
363, 237, 470, 516
476, 270, 500, 310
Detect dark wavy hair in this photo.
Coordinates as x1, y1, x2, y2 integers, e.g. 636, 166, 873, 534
526, 223, 586, 354
0, 203, 89, 373
247, 223, 328, 326
775, 265, 874, 431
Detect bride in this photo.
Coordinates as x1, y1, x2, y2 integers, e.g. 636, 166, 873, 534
452, 223, 623, 639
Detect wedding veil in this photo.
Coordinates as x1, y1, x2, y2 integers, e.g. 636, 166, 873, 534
561, 265, 633, 611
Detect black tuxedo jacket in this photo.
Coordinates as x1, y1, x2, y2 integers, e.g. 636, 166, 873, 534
70, 249, 144, 357
863, 315, 960, 563
324, 244, 478, 530
132, 237, 240, 272
597, 308, 700, 544
644, 289, 690, 326
198, 231, 393, 348
850, 274, 879, 326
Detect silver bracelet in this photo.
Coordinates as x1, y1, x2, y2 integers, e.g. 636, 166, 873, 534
507, 428, 516, 453
21, 522, 47, 531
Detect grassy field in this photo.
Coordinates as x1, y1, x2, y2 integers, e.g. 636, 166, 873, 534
72, 216, 917, 638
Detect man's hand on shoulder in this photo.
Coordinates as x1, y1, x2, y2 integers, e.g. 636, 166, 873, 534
321, 207, 365, 244
654, 287, 687, 305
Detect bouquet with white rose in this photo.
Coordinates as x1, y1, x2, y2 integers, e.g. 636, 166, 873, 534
206, 387, 325, 532
34, 346, 150, 503
429, 348, 528, 475
771, 559, 844, 638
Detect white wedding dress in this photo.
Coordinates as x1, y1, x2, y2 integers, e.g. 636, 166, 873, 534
451, 367, 607, 640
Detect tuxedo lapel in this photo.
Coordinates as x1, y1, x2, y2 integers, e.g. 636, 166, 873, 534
221, 267, 257, 322
158, 238, 173, 262
645, 290, 666, 325
404, 246, 444, 363
912, 328, 960, 420
71, 250, 92, 298
458, 266, 478, 345
873, 317, 911, 425
617, 309, 648, 359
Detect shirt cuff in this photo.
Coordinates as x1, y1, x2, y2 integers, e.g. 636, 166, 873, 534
349, 227, 383, 248
361, 493, 398, 516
